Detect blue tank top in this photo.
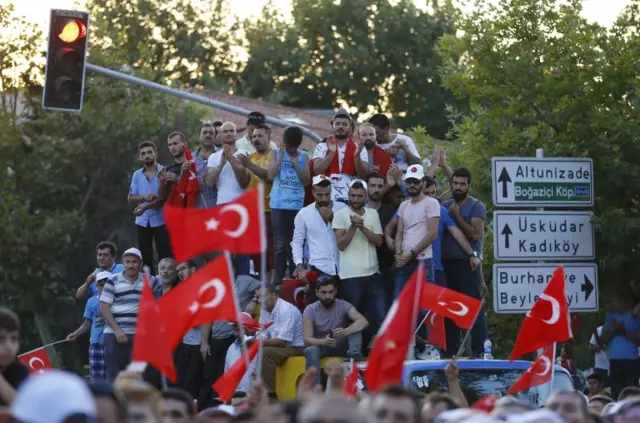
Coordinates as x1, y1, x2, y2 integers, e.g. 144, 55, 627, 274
270, 149, 307, 210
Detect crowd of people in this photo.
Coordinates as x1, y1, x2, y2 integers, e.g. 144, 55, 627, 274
2, 109, 640, 423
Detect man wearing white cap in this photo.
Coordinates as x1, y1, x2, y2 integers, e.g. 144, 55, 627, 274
67, 271, 111, 382
100, 247, 145, 381
11, 370, 97, 423
291, 175, 345, 304
394, 165, 440, 295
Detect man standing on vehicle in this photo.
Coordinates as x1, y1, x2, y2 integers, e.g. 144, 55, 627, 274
303, 278, 367, 384
76, 242, 124, 300
100, 248, 145, 382
441, 167, 487, 358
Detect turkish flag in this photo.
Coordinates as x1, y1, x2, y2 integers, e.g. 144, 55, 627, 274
165, 185, 267, 262
157, 254, 241, 350
167, 146, 200, 208
425, 311, 447, 351
365, 262, 423, 393
419, 283, 482, 329
510, 266, 572, 361
132, 275, 177, 382
212, 340, 261, 402
507, 344, 554, 394
18, 347, 52, 374
344, 359, 360, 397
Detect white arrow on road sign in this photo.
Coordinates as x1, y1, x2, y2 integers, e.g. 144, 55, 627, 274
491, 157, 594, 207
492, 263, 598, 314
493, 211, 595, 261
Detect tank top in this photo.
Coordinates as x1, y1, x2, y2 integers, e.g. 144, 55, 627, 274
270, 149, 307, 210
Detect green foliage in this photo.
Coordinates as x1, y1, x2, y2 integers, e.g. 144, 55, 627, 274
0, 4, 210, 369
235, 0, 463, 138
86, 0, 237, 88
438, 0, 640, 363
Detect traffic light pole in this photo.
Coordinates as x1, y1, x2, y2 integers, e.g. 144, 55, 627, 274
86, 63, 324, 144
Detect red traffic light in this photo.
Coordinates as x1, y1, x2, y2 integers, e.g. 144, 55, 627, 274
58, 20, 87, 43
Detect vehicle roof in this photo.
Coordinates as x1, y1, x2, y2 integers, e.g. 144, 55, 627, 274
356, 359, 571, 375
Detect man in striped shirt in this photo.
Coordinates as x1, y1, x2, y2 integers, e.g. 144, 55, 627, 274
100, 247, 145, 382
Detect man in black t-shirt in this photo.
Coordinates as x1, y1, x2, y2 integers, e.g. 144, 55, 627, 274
0, 307, 28, 405
365, 172, 397, 313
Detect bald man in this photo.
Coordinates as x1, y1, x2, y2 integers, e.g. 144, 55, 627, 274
206, 122, 250, 202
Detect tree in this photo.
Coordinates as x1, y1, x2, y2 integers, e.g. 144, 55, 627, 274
234, 0, 462, 138
0, 4, 210, 371
438, 0, 640, 360
86, 0, 238, 88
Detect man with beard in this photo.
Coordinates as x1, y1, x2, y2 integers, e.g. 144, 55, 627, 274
239, 124, 275, 280
292, 176, 345, 304
194, 122, 219, 208
394, 165, 440, 295
312, 109, 369, 204
332, 179, 384, 340
358, 123, 393, 178
128, 141, 172, 273
366, 173, 397, 312
235, 111, 278, 154
441, 167, 487, 358
302, 277, 368, 385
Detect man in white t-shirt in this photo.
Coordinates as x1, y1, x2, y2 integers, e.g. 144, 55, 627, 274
368, 113, 421, 172
312, 109, 369, 204
394, 165, 440, 296
205, 121, 251, 275
589, 325, 610, 379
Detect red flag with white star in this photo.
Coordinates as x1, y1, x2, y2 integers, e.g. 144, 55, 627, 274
164, 185, 267, 261
364, 262, 423, 393
167, 145, 200, 208
507, 344, 554, 394
19, 347, 52, 374
157, 254, 241, 350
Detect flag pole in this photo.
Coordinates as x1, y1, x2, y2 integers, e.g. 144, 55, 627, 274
256, 183, 268, 382
414, 311, 431, 336
408, 263, 425, 361
226, 252, 252, 376
453, 299, 485, 360
550, 342, 557, 389
18, 339, 68, 357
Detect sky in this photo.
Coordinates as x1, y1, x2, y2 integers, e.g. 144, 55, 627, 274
0, 0, 632, 31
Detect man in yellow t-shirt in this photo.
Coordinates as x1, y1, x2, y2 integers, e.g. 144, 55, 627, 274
332, 179, 384, 338
239, 124, 274, 279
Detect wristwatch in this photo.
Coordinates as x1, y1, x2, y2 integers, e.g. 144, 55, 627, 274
468, 251, 478, 259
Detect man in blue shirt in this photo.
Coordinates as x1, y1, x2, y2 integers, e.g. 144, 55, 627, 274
67, 271, 111, 382
601, 292, 640, 399
128, 141, 172, 272
75, 242, 124, 300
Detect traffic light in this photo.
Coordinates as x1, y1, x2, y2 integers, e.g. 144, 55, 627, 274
42, 10, 90, 112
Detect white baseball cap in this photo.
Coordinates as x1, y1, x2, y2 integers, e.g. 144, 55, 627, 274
404, 165, 425, 181
95, 271, 113, 282
349, 179, 368, 190
312, 175, 332, 186
11, 370, 97, 423
122, 247, 143, 261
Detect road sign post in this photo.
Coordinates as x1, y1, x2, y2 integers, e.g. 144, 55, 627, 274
492, 263, 598, 313
491, 158, 594, 207
493, 211, 595, 261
